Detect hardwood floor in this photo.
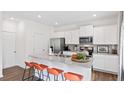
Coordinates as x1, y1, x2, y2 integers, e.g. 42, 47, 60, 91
0, 66, 117, 81
92, 70, 117, 81
0, 66, 38, 81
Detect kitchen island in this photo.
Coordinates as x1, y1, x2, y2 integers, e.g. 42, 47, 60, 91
29, 54, 93, 81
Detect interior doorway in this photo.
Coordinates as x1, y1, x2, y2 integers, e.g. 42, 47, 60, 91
2, 31, 16, 68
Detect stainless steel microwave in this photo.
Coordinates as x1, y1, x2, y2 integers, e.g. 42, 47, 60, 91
79, 37, 93, 44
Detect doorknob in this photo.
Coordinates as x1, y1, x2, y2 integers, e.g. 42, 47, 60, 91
13, 51, 16, 53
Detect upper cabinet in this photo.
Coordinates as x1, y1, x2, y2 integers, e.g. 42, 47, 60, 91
51, 30, 79, 44
51, 24, 118, 45
50, 31, 65, 38
79, 25, 94, 37
93, 25, 118, 44
65, 30, 79, 44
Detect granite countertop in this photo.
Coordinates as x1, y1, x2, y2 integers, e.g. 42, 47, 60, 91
29, 54, 93, 68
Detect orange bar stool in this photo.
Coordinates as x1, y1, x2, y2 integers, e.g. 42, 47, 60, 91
46, 68, 64, 81
64, 72, 83, 81
34, 64, 48, 81
22, 61, 37, 81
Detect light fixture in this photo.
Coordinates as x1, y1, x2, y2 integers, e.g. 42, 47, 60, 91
37, 15, 42, 18
55, 22, 58, 25
93, 14, 96, 17
10, 17, 14, 20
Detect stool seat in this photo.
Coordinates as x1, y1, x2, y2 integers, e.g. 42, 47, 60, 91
34, 64, 48, 70
25, 62, 34, 68
47, 68, 64, 81
47, 68, 64, 75
30, 62, 38, 66
64, 72, 83, 81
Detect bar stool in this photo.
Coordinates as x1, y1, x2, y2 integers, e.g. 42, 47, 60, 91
22, 61, 37, 81
46, 68, 64, 81
64, 72, 83, 81
34, 64, 48, 81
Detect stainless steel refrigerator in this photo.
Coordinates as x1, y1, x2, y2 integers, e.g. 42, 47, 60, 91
50, 38, 65, 53
119, 12, 124, 81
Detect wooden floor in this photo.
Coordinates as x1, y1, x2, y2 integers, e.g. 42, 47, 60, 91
0, 66, 117, 81
92, 70, 117, 81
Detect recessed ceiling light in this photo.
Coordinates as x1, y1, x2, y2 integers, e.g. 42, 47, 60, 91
37, 15, 42, 18
10, 17, 14, 20
55, 22, 58, 25
93, 14, 96, 17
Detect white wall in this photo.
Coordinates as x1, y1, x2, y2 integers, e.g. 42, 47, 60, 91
0, 12, 3, 77
3, 20, 17, 32
2, 19, 52, 68
24, 20, 51, 58
16, 20, 52, 67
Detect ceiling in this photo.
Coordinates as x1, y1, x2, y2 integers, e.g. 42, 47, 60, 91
2, 11, 119, 27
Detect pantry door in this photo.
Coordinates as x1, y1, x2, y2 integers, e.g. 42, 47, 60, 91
2, 32, 16, 68
33, 33, 48, 57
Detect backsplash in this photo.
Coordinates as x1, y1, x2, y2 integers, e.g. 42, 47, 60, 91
65, 44, 118, 54
66, 44, 80, 51
93, 44, 118, 54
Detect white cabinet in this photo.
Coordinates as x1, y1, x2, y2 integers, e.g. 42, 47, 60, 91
65, 30, 79, 44
79, 25, 93, 36
51, 31, 65, 38
93, 25, 118, 44
93, 27, 105, 44
51, 30, 79, 44
93, 54, 119, 73
104, 55, 119, 73
64, 31, 71, 44
93, 54, 105, 70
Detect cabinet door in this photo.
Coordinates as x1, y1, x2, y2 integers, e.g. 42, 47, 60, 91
71, 30, 79, 44
51, 31, 65, 38
85, 25, 93, 36
93, 27, 105, 44
93, 54, 104, 70
65, 30, 79, 44
65, 31, 71, 44
93, 25, 118, 44
104, 55, 118, 73
104, 25, 118, 44
79, 25, 93, 36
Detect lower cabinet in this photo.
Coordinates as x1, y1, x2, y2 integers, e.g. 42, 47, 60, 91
93, 54, 119, 74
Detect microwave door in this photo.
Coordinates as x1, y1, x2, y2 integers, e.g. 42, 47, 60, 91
79, 37, 93, 44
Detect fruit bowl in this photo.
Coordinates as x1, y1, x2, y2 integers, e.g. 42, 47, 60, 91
71, 53, 90, 63
71, 58, 90, 63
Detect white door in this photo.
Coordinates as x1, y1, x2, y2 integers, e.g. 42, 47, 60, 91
33, 33, 48, 57
2, 32, 16, 68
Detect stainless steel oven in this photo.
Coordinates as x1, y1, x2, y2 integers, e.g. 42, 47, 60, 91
79, 37, 93, 44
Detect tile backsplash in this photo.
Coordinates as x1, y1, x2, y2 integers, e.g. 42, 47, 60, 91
93, 44, 118, 54
66, 44, 118, 54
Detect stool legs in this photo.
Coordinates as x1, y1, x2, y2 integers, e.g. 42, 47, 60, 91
37, 70, 44, 81
46, 74, 64, 81
31, 68, 35, 80
61, 73, 64, 81
28, 68, 31, 80
41, 71, 44, 80
54, 75, 58, 81
22, 66, 26, 81
46, 73, 50, 81
22, 66, 34, 81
